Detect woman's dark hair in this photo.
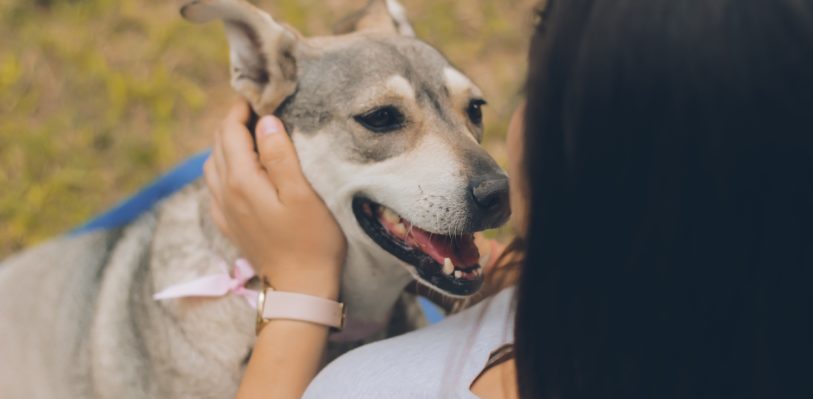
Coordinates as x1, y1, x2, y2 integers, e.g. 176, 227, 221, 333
514, 0, 813, 398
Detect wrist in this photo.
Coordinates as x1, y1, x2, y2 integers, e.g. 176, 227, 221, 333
256, 279, 346, 335
269, 281, 340, 300
256, 318, 332, 343
258, 266, 341, 300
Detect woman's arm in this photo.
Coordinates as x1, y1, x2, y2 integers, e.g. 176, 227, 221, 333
204, 101, 346, 398
238, 320, 332, 398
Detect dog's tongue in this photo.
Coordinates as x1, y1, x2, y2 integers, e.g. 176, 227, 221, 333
407, 226, 480, 268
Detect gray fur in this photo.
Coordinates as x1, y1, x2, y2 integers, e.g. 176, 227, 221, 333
0, 183, 420, 398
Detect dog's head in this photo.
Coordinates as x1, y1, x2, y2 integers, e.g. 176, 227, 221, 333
183, 0, 510, 305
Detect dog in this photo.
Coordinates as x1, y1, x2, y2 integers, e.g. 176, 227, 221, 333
0, 0, 510, 397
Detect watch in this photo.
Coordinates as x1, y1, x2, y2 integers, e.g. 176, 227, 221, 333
255, 282, 346, 335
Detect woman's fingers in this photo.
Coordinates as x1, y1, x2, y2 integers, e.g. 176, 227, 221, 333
212, 121, 228, 184
220, 127, 264, 190
218, 105, 261, 174
255, 116, 309, 203
205, 156, 235, 241
214, 103, 282, 206
220, 102, 255, 161
203, 158, 224, 207
216, 101, 248, 166
209, 200, 232, 240
224, 101, 252, 135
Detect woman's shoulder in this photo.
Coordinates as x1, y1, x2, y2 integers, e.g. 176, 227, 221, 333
303, 287, 516, 399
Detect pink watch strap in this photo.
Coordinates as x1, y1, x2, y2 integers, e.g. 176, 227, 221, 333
261, 290, 345, 330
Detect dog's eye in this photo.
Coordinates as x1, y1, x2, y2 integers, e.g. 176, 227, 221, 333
355, 106, 406, 133
467, 99, 487, 126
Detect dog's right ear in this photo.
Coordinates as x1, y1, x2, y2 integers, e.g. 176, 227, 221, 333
181, 0, 298, 115
334, 0, 416, 37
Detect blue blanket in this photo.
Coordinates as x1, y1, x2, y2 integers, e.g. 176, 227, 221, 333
71, 151, 213, 235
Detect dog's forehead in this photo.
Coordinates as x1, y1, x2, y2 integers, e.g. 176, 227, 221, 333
281, 35, 484, 147
299, 36, 471, 99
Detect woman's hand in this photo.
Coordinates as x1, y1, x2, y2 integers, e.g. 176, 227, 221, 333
208, 102, 342, 399
204, 101, 346, 299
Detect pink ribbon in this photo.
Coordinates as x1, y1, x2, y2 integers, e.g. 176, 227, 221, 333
153, 258, 259, 309
153, 258, 386, 343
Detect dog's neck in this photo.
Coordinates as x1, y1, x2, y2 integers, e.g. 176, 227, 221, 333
196, 185, 413, 335
337, 238, 415, 330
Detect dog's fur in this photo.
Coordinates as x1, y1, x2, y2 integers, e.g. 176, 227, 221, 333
0, 1, 509, 397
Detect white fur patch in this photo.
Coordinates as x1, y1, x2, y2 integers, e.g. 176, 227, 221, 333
385, 75, 416, 101
386, 0, 416, 37
293, 129, 471, 316
444, 67, 474, 95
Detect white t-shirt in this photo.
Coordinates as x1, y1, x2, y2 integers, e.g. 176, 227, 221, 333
304, 287, 516, 398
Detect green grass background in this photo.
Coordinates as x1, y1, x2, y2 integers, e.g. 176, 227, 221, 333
0, 0, 536, 258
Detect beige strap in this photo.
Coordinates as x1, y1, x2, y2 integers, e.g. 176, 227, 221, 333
257, 288, 345, 333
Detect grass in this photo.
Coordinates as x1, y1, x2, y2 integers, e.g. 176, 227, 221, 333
0, 0, 536, 257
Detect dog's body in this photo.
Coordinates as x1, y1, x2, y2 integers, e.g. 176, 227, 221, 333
0, 183, 423, 398
0, 1, 510, 398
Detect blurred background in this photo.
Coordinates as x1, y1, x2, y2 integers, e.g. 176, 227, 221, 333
0, 0, 536, 258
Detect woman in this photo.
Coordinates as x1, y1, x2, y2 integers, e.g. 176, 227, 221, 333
205, 0, 813, 397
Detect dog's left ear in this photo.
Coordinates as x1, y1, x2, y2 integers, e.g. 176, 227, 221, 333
334, 0, 416, 37
181, 0, 299, 115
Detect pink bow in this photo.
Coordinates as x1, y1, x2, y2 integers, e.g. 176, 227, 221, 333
153, 258, 259, 309
153, 258, 386, 343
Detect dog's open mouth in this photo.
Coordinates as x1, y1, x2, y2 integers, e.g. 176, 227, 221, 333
352, 197, 484, 296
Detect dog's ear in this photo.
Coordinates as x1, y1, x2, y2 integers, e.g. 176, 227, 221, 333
181, 0, 299, 115
333, 0, 416, 37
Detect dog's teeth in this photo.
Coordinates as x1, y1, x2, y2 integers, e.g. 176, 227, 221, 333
392, 223, 407, 238
454, 270, 463, 279
473, 267, 482, 277
381, 208, 401, 224
443, 258, 455, 275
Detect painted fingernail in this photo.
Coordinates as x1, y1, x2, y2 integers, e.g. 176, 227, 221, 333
258, 116, 284, 137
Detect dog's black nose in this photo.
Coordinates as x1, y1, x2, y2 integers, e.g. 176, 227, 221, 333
470, 175, 511, 228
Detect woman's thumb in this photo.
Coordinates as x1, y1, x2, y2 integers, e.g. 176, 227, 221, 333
255, 116, 305, 196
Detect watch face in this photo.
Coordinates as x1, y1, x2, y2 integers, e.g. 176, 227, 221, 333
255, 288, 268, 335
339, 303, 347, 330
